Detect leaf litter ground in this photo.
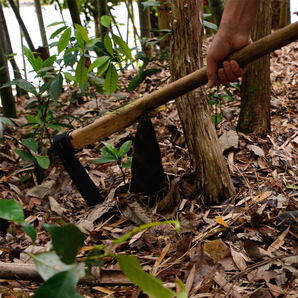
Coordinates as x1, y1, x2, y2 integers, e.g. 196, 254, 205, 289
1, 40, 298, 297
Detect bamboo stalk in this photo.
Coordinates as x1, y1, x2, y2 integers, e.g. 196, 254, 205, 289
70, 21, 298, 150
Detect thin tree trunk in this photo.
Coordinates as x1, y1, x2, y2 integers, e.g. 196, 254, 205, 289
34, 0, 48, 49
279, 0, 288, 28
94, 15, 100, 38
66, 0, 82, 27
157, 0, 171, 51
137, 0, 152, 58
0, 1, 26, 97
7, 0, 35, 52
237, 0, 271, 136
98, 0, 108, 41
170, 0, 235, 205
0, 42, 17, 118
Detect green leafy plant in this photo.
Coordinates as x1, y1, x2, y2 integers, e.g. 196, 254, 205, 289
208, 85, 236, 126
1, 16, 133, 171
127, 51, 162, 91
14, 138, 50, 169
0, 199, 186, 298
91, 140, 132, 183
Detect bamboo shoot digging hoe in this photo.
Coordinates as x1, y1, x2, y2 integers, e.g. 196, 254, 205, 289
53, 21, 298, 207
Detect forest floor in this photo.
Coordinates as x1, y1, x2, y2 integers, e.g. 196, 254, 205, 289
1, 38, 298, 297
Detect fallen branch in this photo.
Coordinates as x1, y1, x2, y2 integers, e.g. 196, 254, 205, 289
0, 263, 132, 286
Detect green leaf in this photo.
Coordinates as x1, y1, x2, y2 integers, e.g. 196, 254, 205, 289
122, 157, 132, 169
112, 35, 132, 60
74, 24, 89, 42
33, 252, 73, 281
64, 71, 77, 83
116, 255, 177, 298
127, 68, 161, 91
118, 140, 132, 158
37, 66, 54, 74
230, 82, 240, 91
58, 27, 71, 54
47, 21, 67, 28
3, 79, 38, 95
43, 223, 85, 264
18, 80, 37, 95
27, 114, 39, 125
102, 148, 117, 159
64, 52, 77, 67
175, 280, 188, 298
21, 222, 36, 243
43, 54, 57, 68
0, 117, 15, 126
35, 116, 44, 126
88, 56, 110, 72
104, 64, 118, 95
127, 75, 145, 92
34, 265, 84, 298
22, 138, 38, 152
50, 26, 68, 39
34, 56, 44, 72
85, 38, 100, 48
104, 34, 114, 57
23, 45, 36, 69
102, 141, 118, 156
74, 29, 84, 48
46, 124, 64, 131
49, 73, 63, 103
101, 15, 111, 28
75, 56, 88, 87
212, 114, 222, 126
36, 155, 50, 169
39, 83, 50, 95
97, 59, 110, 76
14, 149, 35, 161
142, 1, 161, 10
91, 155, 117, 164
20, 175, 31, 184
203, 20, 218, 31
0, 200, 24, 222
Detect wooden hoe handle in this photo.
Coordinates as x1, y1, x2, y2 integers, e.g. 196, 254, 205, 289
70, 21, 298, 150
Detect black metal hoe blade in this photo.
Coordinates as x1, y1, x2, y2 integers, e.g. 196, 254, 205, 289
53, 131, 104, 207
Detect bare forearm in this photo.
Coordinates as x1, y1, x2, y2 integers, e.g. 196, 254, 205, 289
206, 0, 261, 87
219, 0, 261, 38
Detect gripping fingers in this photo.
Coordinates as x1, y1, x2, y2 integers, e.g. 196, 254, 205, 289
218, 60, 247, 86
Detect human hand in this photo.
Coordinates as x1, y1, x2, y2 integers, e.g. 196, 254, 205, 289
206, 31, 252, 87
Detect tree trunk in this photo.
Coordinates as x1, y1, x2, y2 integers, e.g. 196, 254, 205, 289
66, 0, 82, 27
34, 0, 49, 53
98, 0, 108, 41
7, 0, 35, 52
0, 42, 17, 118
0, 1, 27, 97
279, 0, 289, 28
137, 0, 153, 58
170, 0, 235, 205
237, 0, 271, 136
157, 0, 171, 51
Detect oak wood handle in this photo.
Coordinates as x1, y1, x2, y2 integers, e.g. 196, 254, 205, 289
70, 21, 298, 150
